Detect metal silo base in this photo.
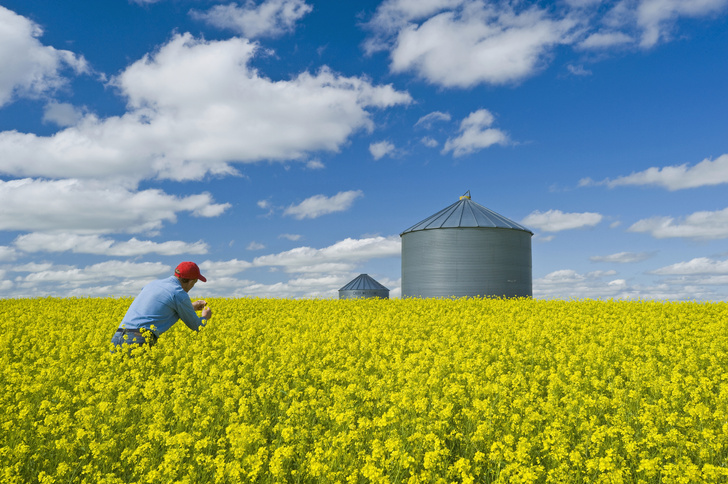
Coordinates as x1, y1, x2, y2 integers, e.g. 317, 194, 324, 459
401, 227, 532, 299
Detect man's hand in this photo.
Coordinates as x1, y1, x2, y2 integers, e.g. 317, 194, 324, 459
201, 307, 212, 320
192, 300, 207, 311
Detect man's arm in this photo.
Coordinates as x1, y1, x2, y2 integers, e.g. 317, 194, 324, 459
192, 300, 212, 321
175, 293, 208, 331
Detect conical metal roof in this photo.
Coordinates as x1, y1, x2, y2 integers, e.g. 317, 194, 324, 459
339, 274, 389, 291
400, 192, 533, 235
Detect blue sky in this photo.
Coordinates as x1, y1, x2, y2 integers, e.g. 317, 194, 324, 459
1, 0, 727, 300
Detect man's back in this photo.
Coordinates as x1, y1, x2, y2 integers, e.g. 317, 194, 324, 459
119, 276, 197, 335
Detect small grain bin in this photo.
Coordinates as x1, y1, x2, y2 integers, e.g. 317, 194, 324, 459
400, 192, 533, 298
339, 274, 390, 299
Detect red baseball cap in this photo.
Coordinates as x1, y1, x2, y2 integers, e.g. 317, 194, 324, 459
174, 261, 207, 282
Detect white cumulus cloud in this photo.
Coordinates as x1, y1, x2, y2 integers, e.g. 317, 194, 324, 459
582, 154, 728, 191
199, 259, 254, 278
0, 178, 229, 234
366, 0, 728, 87
251, 235, 400, 273
279, 233, 302, 241
12, 260, 170, 296
522, 209, 603, 232
193, 236, 400, 298
415, 110, 451, 128
532, 267, 720, 301
0, 6, 88, 107
442, 109, 508, 157
246, 241, 266, 251
0, 33, 412, 183
533, 269, 625, 299
42, 101, 86, 127
14, 233, 208, 256
283, 190, 364, 220
190, 0, 313, 38
650, 257, 728, 275
368, 1, 578, 87
566, 64, 593, 76
635, 0, 728, 48
369, 140, 396, 160
421, 136, 439, 148
629, 207, 728, 240
0, 245, 18, 262
590, 251, 653, 263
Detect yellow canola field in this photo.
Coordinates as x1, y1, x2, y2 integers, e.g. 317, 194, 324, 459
2, 297, 728, 484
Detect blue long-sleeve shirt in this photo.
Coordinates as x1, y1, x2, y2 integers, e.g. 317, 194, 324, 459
118, 276, 206, 336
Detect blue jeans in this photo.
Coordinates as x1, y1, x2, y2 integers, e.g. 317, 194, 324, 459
111, 329, 157, 348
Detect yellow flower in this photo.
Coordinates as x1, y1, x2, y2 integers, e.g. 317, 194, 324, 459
2, 297, 727, 483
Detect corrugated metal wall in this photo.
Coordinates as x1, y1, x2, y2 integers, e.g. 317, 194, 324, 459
339, 288, 390, 299
338, 274, 390, 299
401, 227, 532, 298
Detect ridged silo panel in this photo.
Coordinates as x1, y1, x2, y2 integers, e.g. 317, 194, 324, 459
338, 274, 390, 299
401, 227, 532, 298
339, 289, 390, 299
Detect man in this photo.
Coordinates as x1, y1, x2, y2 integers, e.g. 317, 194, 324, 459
111, 261, 212, 348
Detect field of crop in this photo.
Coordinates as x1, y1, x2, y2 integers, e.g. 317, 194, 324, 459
2, 297, 728, 483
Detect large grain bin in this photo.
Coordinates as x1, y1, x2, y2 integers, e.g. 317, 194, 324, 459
400, 193, 533, 298
339, 274, 390, 299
